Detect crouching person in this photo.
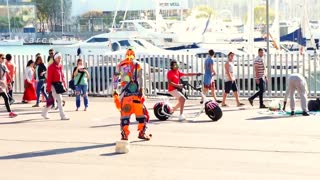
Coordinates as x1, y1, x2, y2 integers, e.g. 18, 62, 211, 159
283, 73, 309, 116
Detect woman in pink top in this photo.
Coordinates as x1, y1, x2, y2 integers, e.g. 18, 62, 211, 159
167, 60, 201, 121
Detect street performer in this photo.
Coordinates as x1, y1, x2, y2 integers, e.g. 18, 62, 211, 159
113, 49, 151, 141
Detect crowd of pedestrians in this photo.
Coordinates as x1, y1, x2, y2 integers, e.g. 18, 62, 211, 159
0, 48, 90, 119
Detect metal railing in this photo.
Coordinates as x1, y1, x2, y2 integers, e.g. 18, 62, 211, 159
8, 53, 320, 98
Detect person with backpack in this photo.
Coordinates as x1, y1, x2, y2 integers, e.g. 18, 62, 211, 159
72, 58, 90, 111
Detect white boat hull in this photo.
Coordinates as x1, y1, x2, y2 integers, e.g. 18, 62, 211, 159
0, 39, 24, 46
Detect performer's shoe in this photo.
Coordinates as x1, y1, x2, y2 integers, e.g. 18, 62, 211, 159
121, 131, 128, 140
121, 126, 130, 140
138, 132, 152, 140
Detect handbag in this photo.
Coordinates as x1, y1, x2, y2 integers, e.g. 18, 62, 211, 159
69, 79, 75, 90
69, 71, 85, 90
52, 67, 66, 94
52, 82, 66, 94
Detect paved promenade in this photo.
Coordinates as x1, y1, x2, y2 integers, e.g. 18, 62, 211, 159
0, 96, 320, 180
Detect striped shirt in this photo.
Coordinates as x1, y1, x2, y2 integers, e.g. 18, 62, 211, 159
254, 56, 265, 79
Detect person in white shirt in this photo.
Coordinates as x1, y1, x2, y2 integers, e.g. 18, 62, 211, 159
22, 60, 37, 103
221, 52, 244, 107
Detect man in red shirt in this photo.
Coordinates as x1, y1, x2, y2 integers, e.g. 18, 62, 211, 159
167, 60, 201, 121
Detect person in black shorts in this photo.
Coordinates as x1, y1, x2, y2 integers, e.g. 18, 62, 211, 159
221, 52, 244, 107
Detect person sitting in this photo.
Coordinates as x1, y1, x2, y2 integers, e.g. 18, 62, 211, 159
167, 60, 201, 121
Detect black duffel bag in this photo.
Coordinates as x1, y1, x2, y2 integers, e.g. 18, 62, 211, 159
308, 98, 320, 111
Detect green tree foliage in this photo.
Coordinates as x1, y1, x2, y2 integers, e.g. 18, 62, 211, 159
254, 5, 275, 24
243, 5, 275, 25
81, 11, 104, 18
33, 0, 72, 32
194, 5, 215, 19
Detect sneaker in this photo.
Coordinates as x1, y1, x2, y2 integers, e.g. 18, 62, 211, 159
84, 107, 87, 111
61, 116, 70, 120
200, 100, 203, 104
32, 104, 39, 107
138, 133, 152, 140
9, 112, 17, 118
41, 112, 49, 119
76, 108, 78, 111
215, 100, 222, 103
291, 111, 295, 116
179, 114, 186, 121
237, 103, 245, 107
248, 98, 253, 106
259, 104, 268, 109
302, 111, 310, 116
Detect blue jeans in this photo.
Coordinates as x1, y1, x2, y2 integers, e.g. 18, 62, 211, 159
36, 79, 48, 104
249, 78, 266, 106
76, 84, 88, 108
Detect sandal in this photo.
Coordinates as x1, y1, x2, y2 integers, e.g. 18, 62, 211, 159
237, 103, 245, 107
221, 104, 229, 107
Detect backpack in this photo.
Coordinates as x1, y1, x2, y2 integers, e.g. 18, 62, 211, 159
308, 98, 320, 111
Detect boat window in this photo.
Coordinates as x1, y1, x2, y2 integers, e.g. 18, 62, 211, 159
214, 52, 227, 58
122, 22, 136, 31
111, 42, 121, 51
138, 22, 153, 29
134, 40, 145, 47
117, 40, 131, 47
87, 38, 109, 43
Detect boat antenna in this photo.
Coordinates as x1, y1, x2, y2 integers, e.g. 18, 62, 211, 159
123, 0, 131, 21
111, 0, 120, 29
6, 0, 11, 39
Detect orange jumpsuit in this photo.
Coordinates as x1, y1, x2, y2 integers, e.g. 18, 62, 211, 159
113, 51, 149, 140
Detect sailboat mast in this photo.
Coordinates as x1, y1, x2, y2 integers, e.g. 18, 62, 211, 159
61, 0, 64, 35
6, 0, 11, 39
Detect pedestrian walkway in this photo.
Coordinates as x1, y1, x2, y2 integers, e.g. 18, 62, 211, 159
0, 96, 320, 180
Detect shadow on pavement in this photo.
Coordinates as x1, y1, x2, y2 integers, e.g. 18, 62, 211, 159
100, 152, 125, 157
0, 118, 63, 125
0, 143, 115, 160
90, 120, 163, 128
246, 115, 298, 120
